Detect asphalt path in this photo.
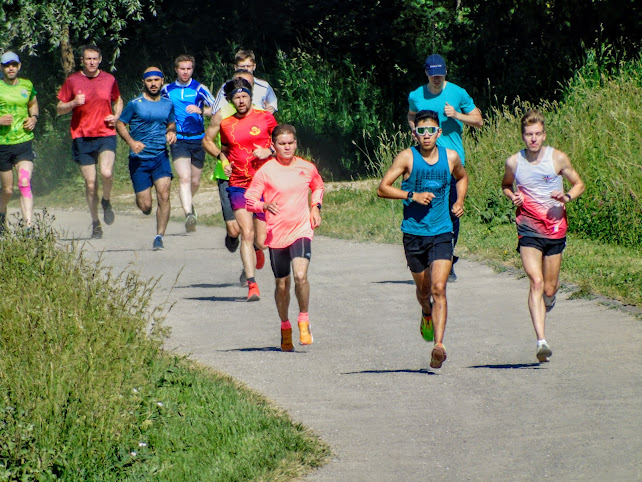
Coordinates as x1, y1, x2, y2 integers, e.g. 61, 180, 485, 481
42, 207, 641, 481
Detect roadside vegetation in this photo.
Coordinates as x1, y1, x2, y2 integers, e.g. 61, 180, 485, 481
0, 212, 329, 479
317, 52, 642, 309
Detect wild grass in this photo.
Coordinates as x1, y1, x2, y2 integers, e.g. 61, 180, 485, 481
0, 212, 329, 479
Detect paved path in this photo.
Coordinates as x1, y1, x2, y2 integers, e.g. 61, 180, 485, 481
46, 208, 641, 481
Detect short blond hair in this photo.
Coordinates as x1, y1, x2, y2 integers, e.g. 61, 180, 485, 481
521, 109, 546, 133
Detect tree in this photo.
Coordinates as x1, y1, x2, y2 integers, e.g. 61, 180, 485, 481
0, 0, 157, 76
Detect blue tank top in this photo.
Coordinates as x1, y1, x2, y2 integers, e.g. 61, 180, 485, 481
401, 146, 452, 236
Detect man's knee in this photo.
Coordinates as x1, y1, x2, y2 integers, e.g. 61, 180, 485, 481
85, 179, 98, 193
292, 269, 308, 286
240, 226, 255, 240
275, 277, 289, 292
137, 199, 152, 213
431, 281, 447, 298
543, 284, 558, 298
18, 169, 32, 199
1, 183, 13, 197
529, 276, 544, 292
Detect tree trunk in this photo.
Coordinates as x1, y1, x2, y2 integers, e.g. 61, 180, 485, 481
60, 27, 75, 77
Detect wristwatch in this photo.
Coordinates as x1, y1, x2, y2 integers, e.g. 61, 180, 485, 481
407, 191, 414, 201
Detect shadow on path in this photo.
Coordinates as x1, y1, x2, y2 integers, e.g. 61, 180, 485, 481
342, 368, 436, 375
468, 363, 544, 370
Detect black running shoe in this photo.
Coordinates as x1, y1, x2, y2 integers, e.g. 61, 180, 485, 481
101, 198, 115, 225
225, 234, 240, 253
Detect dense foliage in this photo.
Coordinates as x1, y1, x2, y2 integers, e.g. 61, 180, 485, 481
6, 0, 641, 176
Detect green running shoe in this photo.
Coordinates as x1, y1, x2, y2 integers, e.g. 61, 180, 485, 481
420, 312, 434, 342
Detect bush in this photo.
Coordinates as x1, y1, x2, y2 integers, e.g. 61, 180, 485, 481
273, 48, 393, 179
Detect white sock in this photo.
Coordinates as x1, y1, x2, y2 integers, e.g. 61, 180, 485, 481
537, 339, 547, 345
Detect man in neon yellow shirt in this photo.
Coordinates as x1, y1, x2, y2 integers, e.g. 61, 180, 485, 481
0, 52, 39, 232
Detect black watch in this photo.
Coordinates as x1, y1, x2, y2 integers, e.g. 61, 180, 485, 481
407, 191, 414, 201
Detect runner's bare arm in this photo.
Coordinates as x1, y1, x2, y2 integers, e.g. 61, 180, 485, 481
551, 149, 585, 203
202, 111, 223, 158
502, 154, 522, 206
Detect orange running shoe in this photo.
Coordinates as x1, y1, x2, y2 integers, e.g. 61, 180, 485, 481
298, 321, 313, 345
281, 328, 294, 352
247, 281, 260, 302
255, 248, 265, 270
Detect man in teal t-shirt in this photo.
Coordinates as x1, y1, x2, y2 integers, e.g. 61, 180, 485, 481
407, 54, 483, 281
0, 51, 39, 231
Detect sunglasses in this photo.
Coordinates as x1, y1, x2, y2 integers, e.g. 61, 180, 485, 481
415, 126, 440, 136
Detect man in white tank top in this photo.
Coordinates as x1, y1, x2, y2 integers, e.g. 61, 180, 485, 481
502, 109, 585, 363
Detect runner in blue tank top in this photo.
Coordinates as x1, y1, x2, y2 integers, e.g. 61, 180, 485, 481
407, 54, 483, 281
378, 110, 468, 370
161, 54, 215, 233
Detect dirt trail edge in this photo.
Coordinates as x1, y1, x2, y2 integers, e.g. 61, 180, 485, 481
47, 208, 641, 481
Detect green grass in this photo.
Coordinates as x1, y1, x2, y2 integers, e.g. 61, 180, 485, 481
0, 213, 329, 480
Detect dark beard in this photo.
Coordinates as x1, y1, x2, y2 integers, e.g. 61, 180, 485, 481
144, 86, 161, 99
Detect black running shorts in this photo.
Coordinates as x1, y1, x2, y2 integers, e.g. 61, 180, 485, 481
517, 236, 566, 256
269, 237, 312, 279
403, 231, 454, 273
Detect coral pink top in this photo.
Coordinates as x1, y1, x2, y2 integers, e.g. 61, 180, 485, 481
246, 156, 324, 248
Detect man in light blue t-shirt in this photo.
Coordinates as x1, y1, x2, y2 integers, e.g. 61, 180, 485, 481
407, 54, 483, 281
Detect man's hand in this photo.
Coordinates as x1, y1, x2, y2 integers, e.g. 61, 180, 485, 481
263, 201, 280, 215
74, 91, 86, 107
0, 114, 13, 126
223, 160, 233, 177
104, 114, 117, 127
451, 201, 465, 218
412, 191, 436, 205
444, 102, 458, 120
23, 116, 37, 131
551, 190, 568, 203
166, 131, 177, 145
186, 105, 202, 115
253, 143, 272, 160
130, 141, 146, 154
310, 206, 321, 228
511, 191, 524, 207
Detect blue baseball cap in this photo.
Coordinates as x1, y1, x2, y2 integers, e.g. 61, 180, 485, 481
1, 52, 20, 65
424, 54, 446, 76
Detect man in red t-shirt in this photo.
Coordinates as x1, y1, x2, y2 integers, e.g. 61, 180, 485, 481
57, 44, 123, 239
203, 78, 276, 302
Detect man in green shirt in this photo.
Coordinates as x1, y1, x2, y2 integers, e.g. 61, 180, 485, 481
0, 52, 38, 232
